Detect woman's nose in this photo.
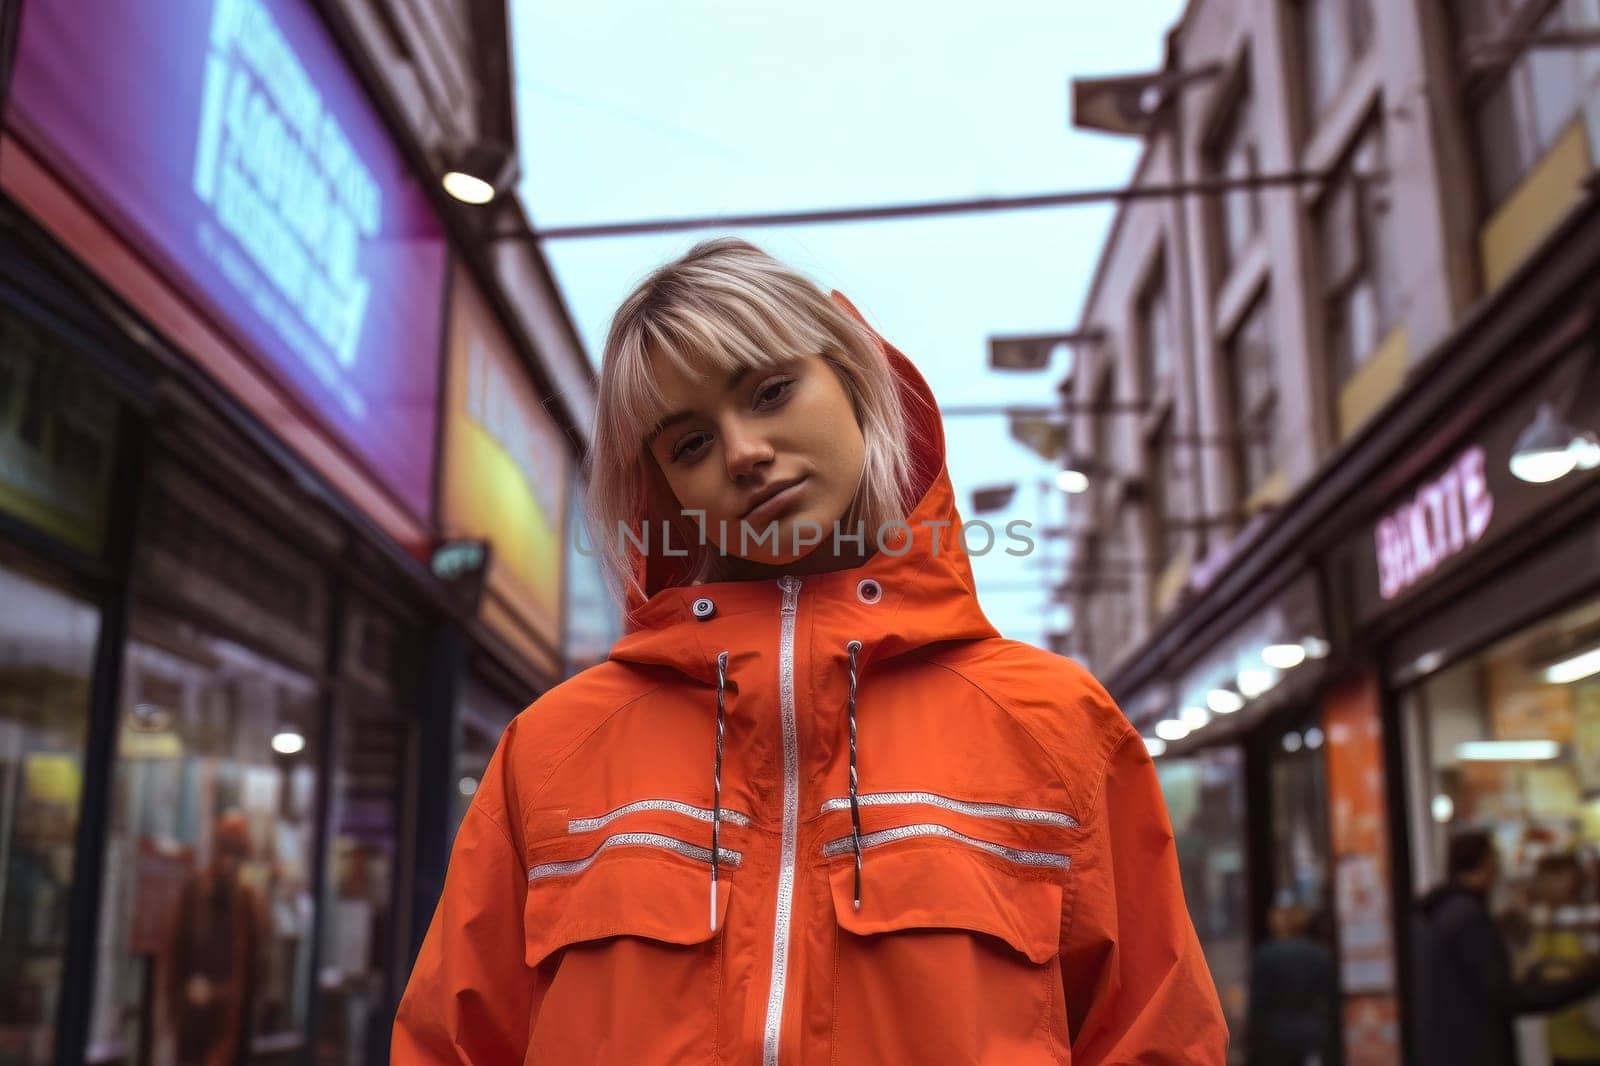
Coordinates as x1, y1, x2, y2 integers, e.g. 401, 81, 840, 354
722, 419, 774, 481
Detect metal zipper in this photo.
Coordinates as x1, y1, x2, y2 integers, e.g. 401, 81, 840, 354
819, 791, 1077, 829
763, 574, 802, 1066
821, 823, 1071, 870
527, 831, 743, 882
567, 799, 752, 834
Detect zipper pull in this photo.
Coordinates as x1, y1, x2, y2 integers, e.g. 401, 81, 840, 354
778, 574, 802, 608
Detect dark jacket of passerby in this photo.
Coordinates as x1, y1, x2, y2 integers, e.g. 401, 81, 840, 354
1248, 934, 1337, 1066
1412, 885, 1600, 1066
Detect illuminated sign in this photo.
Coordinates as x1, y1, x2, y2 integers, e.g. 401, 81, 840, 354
1374, 445, 1494, 601
7, 0, 447, 520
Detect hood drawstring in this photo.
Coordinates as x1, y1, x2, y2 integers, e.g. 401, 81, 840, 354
845, 639, 864, 910
708, 638, 868, 928
711, 650, 728, 932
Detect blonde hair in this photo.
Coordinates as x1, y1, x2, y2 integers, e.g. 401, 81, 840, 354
585, 237, 919, 606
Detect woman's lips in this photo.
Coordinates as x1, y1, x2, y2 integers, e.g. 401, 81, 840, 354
742, 478, 808, 528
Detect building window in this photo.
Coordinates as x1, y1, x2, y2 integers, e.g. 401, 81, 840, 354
1208, 83, 1263, 276
1317, 117, 1399, 384
1137, 259, 1177, 394
1297, 0, 1376, 119
1226, 293, 1278, 499
1456, 0, 1589, 210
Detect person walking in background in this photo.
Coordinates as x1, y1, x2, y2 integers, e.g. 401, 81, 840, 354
1412, 831, 1600, 1066
162, 810, 266, 1066
1247, 898, 1337, 1066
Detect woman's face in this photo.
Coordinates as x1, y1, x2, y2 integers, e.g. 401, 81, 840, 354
645, 352, 867, 568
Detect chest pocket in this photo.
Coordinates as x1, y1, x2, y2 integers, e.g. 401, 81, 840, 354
523, 833, 735, 1064
825, 828, 1070, 1065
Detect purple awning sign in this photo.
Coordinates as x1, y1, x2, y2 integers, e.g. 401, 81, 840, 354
8, 0, 448, 520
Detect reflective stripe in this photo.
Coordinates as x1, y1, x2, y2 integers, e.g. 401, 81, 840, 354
527, 832, 742, 882
820, 791, 1077, 829
567, 799, 752, 834
763, 575, 802, 1066
822, 823, 1071, 870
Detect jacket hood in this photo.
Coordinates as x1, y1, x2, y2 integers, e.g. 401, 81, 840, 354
607, 289, 1000, 685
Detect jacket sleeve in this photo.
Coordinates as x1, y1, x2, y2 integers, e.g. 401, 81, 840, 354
393, 738, 537, 1063
1059, 728, 1230, 1064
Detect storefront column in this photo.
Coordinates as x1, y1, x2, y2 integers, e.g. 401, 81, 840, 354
53, 414, 146, 1066
408, 621, 466, 964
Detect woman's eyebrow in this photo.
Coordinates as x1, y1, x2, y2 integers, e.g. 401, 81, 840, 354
644, 366, 753, 445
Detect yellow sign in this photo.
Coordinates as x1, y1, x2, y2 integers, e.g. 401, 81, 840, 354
440, 262, 570, 664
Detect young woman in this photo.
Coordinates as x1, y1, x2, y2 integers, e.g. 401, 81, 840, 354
393, 237, 1227, 1064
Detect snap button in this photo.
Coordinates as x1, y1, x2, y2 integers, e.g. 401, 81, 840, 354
691, 596, 717, 620
855, 579, 882, 605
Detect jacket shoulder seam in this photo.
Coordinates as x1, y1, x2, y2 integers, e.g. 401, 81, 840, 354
909, 650, 1129, 817
524, 681, 667, 815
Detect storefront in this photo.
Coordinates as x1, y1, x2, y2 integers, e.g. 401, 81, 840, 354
0, 2, 594, 1064
1329, 308, 1600, 1065
1126, 573, 1340, 1064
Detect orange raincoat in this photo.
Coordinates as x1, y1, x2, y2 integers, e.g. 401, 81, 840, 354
393, 293, 1228, 1064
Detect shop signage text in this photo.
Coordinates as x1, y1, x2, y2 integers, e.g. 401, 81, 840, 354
1374, 445, 1494, 601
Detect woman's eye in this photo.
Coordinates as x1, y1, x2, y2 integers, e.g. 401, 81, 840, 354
671, 434, 709, 463
755, 379, 793, 407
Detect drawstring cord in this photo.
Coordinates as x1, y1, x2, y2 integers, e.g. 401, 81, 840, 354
711, 650, 728, 932
846, 639, 864, 910
708, 639, 867, 928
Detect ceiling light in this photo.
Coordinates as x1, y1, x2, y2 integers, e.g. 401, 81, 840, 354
271, 729, 306, 756
1207, 688, 1244, 714
1155, 718, 1190, 742
1456, 739, 1560, 761
1546, 647, 1600, 685
1431, 794, 1455, 822
1056, 468, 1090, 494
1304, 726, 1325, 750
1300, 636, 1331, 660
441, 141, 520, 205
1262, 643, 1307, 670
1143, 736, 1167, 758
1237, 668, 1276, 699
1282, 731, 1303, 753
1180, 705, 1211, 730
458, 776, 480, 797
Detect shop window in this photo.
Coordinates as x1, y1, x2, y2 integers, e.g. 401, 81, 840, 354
1317, 117, 1400, 384
1225, 293, 1279, 501
89, 609, 322, 1063
0, 313, 119, 556
1157, 745, 1252, 1061
0, 553, 99, 1063
1405, 596, 1600, 1064
1296, 0, 1376, 120
1207, 82, 1263, 278
1456, 0, 1589, 210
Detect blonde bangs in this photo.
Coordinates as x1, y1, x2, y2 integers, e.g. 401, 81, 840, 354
586, 236, 916, 607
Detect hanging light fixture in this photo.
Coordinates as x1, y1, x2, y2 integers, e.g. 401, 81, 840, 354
1510, 403, 1600, 484
441, 142, 520, 205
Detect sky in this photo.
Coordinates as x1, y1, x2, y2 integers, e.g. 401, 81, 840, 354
510, 1, 1186, 648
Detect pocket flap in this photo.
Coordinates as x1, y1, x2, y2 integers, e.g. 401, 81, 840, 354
525, 846, 731, 968
827, 840, 1064, 964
